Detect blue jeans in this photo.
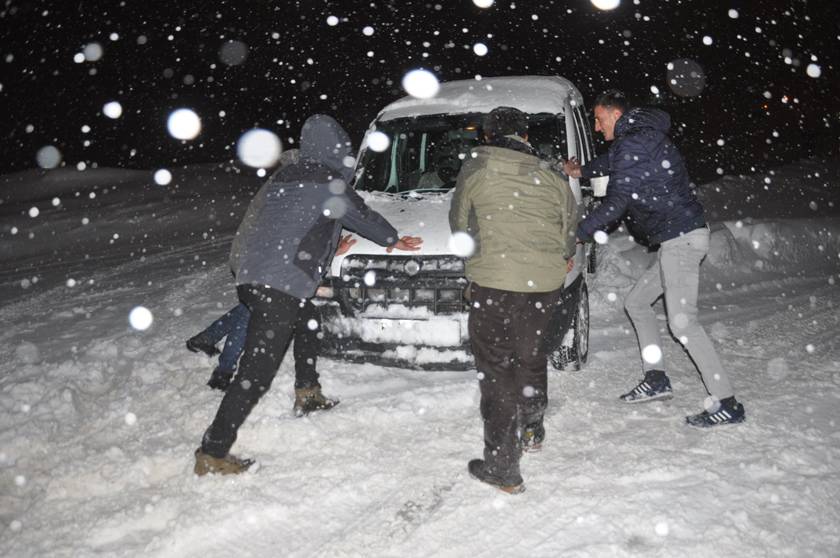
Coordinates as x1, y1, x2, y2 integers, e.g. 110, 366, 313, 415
200, 303, 250, 372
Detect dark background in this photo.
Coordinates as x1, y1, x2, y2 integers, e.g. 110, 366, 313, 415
1, 0, 837, 183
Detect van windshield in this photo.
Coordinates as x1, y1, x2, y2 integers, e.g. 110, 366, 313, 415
355, 112, 566, 194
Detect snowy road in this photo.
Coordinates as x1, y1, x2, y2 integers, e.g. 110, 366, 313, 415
1, 161, 839, 557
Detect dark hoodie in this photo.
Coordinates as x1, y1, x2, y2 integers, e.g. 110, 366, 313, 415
577, 107, 705, 246
229, 114, 398, 298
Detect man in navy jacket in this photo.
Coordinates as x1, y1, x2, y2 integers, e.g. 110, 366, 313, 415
565, 90, 745, 427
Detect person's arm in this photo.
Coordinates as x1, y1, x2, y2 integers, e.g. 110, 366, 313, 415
449, 160, 481, 233
338, 189, 422, 251
562, 179, 580, 259
576, 142, 640, 242
563, 152, 609, 179
580, 152, 610, 179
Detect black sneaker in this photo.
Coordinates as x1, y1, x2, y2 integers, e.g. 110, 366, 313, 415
207, 368, 234, 391
467, 459, 524, 495
619, 370, 673, 403
186, 335, 220, 356
686, 397, 745, 427
522, 422, 545, 453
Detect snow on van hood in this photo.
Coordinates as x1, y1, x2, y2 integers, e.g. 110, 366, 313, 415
376, 75, 583, 122
330, 190, 454, 276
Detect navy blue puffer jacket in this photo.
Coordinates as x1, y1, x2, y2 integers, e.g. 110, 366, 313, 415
577, 108, 706, 246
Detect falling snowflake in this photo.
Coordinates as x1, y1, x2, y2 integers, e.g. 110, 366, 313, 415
167, 108, 201, 140
237, 129, 282, 168
402, 69, 440, 99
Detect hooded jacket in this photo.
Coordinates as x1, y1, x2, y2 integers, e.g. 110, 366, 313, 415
449, 135, 578, 293
229, 114, 398, 298
577, 107, 705, 246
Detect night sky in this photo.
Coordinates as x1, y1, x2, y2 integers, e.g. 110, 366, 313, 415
1, 0, 838, 182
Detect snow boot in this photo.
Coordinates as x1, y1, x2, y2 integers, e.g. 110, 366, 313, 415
686, 397, 746, 427
186, 334, 220, 357
521, 422, 545, 453
467, 459, 525, 495
293, 386, 339, 417
194, 448, 254, 476
207, 367, 234, 391
619, 370, 673, 403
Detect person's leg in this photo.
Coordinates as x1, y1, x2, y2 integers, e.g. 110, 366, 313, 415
512, 289, 562, 440
206, 304, 251, 391
660, 228, 733, 399
624, 256, 666, 372
197, 304, 242, 345
200, 285, 301, 458
290, 300, 337, 416
292, 300, 321, 389
468, 285, 522, 485
217, 303, 250, 373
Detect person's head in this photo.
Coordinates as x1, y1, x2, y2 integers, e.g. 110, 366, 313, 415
593, 89, 630, 141
483, 106, 529, 141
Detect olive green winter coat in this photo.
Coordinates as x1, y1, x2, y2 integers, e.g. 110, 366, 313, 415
449, 139, 578, 293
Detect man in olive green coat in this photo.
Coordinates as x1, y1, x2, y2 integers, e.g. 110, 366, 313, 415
450, 106, 578, 494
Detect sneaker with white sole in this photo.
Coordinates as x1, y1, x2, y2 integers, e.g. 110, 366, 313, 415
619, 370, 673, 403
686, 397, 745, 427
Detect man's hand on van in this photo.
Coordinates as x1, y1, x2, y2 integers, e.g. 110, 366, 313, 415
563, 158, 582, 179
387, 235, 423, 253
566, 257, 574, 274
335, 234, 357, 256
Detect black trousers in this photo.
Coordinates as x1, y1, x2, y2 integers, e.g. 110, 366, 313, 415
201, 284, 321, 457
468, 284, 562, 481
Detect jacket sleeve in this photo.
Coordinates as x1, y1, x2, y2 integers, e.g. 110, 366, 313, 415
581, 152, 610, 179
449, 160, 481, 233
561, 179, 580, 259
576, 140, 640, 242
337, 188, 399, 247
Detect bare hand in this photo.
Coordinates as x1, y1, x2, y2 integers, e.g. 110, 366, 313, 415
563, 158, 582, 179
386, 235, 423, 253
566, 257, 574, 274
335, 234, 357, 256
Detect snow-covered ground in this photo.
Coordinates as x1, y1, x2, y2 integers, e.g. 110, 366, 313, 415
1, 159, 839, 557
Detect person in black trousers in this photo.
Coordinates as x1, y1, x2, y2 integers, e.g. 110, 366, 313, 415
194, 114, 422, 476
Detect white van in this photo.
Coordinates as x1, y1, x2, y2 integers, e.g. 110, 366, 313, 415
317, 75, 605, 370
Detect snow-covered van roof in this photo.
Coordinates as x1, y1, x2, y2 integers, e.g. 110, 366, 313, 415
376, 75, 583, 122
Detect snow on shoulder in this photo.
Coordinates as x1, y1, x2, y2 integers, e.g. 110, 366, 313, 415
377, 75, 583, 122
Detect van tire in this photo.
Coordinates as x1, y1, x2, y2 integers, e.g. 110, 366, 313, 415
550, 282, 589, 371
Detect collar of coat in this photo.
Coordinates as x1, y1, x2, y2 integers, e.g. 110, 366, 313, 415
486, 134, 539, 157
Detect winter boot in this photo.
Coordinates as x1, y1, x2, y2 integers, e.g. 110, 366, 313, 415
186, 334, 220, 357
293, 386, 339, 417
467, 459, 525, 495
619, 370, 673, 403
521, 422, 545, 453
207, 368, 234, 391
686, 397, 746, 427
194, 448, 254, 476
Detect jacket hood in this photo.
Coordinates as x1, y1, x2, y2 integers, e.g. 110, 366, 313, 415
615, 107, 671, 138
299, 114, 354, 177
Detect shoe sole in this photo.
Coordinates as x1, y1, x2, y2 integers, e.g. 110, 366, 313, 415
686, 415, 746, 428
295, 401, 339, 417
468, 471, 525, 495
620, 392, 674, 404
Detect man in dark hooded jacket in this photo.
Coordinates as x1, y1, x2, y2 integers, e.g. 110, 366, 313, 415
565, 90, 745, 427
195, 114, 422, 475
